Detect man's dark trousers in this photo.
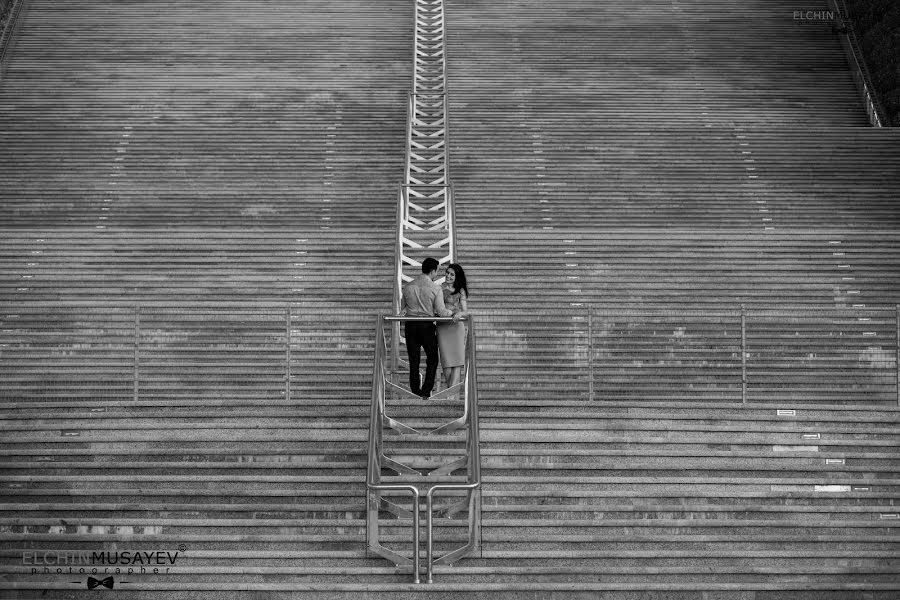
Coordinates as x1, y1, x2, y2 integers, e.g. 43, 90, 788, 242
405, 320, 439, 397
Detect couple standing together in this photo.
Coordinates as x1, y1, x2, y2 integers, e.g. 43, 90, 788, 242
399, 257, 469, 400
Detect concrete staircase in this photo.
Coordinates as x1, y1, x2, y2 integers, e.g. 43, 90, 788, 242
459, 229, 900, 308
472, 306, 900, 406
0, 229, 395, 304
445, 0, 867, 127
451, 129, 900, 230
447, 1, 900, 412
0, 0, 403, 595
1, 0, 899, 597
3, 402, 897, 596
0, 0, 410, 230
439, 0, 900, 595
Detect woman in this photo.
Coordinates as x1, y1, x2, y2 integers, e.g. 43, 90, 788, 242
437, 263, 469, 396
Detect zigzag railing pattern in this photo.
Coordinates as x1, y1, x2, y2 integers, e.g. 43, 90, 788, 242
369, 0, 480, 583
366, 315, 481, 584
394, 0, 455, 312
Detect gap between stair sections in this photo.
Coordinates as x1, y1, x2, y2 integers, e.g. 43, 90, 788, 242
321, 107, 343, 230
733, 131, 772, 231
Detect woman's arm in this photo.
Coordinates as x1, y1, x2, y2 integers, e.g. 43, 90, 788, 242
453, 293, 469, 321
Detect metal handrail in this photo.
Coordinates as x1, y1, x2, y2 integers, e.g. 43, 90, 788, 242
397, 0, 453, 296
394, 183, 453, 310
394, 187, 405, 315
395, 0, 456, 402
366, 313, 481, 583
426, 482, 478, 584
424, 314, 480, 583
409, 0, 419, 96
366, 318, 421, 582
827, 0, 888, 127
377, 0, 469, 580
471, 303, 900, 406
0, 0, 25, 73
440, 0, 450, 184
447, 184, 457, 266
412, 0, 430, 98
404, 92, 415, 188
383, 315, 464, 322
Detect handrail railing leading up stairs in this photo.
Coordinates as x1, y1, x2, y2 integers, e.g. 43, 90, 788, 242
366, 313, 481, 584
827, 0, 888, 127
395, 0, 453, 310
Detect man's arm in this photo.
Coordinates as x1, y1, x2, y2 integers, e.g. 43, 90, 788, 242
432, 286, 452, 317
399, 289, 408, 316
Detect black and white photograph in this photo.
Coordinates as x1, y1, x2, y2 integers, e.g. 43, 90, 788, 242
1, 0, 898, 598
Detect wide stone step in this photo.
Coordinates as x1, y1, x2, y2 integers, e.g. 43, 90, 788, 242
1, 585, 897, 600
3, 567, 899, 585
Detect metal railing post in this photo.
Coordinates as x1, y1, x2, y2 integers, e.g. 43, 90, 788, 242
411, 489, 421, 584
425, 483, 479, 584
426, 490, 436, 584
896, 304, 899, 407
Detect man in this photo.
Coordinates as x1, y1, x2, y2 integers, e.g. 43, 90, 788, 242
399, 257, 452, 399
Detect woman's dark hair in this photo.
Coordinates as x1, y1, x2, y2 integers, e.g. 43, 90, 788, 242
447, 263, 469, 297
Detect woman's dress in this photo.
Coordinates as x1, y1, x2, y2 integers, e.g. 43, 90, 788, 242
437, 288, 466, 368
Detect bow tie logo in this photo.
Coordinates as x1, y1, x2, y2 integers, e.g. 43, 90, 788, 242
87, 576, 114, 590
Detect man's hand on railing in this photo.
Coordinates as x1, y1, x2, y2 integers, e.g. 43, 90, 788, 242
384, 314, 467, 322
